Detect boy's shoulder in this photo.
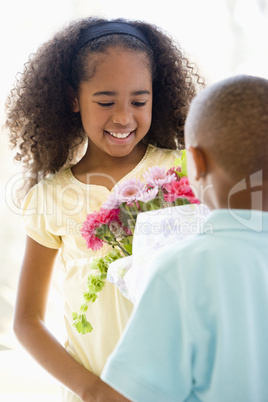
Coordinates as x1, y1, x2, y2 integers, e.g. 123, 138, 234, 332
150, 208, 268, 282
153, 231, 210, 272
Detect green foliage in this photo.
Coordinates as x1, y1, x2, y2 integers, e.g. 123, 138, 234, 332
72, 313, 93, 334
175, 149, 187, 178
87, 275, 105, 293
72, 249, 122, 334
120, 236, 133, 255
95, 224, 115, 243
119, 203, 139, 234
173, 198, 191, 206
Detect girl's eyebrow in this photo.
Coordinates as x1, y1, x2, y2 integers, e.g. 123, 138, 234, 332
92, 90, 151, 97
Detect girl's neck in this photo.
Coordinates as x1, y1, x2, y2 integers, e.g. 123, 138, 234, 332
71, 142, 147, 190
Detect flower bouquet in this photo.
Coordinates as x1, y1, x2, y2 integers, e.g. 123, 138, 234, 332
72, 150, 199, 334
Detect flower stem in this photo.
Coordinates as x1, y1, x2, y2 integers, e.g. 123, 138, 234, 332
124, 204, 138, 233
113, 236, 131, 256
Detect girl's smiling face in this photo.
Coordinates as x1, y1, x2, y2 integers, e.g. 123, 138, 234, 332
73, 46, 153, 160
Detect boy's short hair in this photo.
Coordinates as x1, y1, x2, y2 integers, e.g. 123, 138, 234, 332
186, 75, 268, 182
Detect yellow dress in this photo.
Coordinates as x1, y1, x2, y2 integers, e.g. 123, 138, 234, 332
22, 144, 180, 400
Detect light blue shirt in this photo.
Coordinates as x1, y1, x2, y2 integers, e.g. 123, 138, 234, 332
101, 209, 268, 402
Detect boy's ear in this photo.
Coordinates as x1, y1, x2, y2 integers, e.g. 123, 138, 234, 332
188, 146, 207, 180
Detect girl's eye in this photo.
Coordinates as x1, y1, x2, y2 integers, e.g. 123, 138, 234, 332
97, 102, 114, 107
132, 101, 146, 107
96, 101, 147, 108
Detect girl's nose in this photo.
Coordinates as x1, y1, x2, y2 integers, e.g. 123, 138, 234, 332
112, 105, 133, 125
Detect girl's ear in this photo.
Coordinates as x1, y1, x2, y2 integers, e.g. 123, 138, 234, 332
72, 97, 80, 113
67, 84, 80, 112
188, 146, 207, 180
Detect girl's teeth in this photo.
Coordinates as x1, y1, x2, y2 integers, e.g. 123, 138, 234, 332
108, 132, 131, 138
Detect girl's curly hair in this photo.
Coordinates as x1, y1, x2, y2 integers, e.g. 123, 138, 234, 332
5, 17, 205, 199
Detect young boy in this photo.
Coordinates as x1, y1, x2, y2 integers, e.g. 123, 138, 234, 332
101, 75, 268, 402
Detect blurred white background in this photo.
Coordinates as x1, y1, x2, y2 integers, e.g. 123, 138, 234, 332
1, 0, 268, 399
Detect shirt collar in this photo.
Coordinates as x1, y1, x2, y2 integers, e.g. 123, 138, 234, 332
203, 209, 268, 234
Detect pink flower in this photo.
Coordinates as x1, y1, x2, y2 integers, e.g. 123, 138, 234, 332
166, 166, 181, 179
102, 195, 120, 210
143, 166, 175, 188
136, 186, 159, 202
81, 208, 120, 250
163, 176, 200, 204
103, 178, 144, 209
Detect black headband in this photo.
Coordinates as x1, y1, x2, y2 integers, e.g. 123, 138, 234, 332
75, 21, 150, 53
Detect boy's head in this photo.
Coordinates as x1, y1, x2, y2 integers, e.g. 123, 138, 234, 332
185, 75, 268, 210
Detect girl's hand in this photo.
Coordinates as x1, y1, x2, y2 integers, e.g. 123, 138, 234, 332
82, 376, 130, 402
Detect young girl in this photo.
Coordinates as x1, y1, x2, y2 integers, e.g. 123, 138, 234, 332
5, 17, 204, 401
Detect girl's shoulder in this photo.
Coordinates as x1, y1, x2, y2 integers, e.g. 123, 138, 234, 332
22, 166, 78, 208
30, 167, 73, 192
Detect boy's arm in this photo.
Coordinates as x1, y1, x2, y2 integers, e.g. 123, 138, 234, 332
14, 235, 128, 402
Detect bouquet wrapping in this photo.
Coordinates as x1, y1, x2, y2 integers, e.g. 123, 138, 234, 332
108, 203, 210, 304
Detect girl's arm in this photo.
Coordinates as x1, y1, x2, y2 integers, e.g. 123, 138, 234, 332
14, 235, 129, 402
